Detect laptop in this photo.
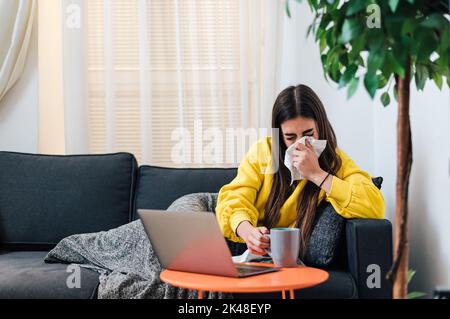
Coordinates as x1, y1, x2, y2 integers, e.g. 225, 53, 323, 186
138, 209, 279, 278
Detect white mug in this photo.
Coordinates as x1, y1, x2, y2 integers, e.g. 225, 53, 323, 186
264, 228, 300, 267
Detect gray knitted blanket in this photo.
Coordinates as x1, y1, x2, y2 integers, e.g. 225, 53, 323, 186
44, 193, 232, 299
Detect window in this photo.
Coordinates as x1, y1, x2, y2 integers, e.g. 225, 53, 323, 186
86, 0, 244, 167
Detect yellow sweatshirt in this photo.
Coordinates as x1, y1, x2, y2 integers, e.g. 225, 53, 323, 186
216, 137, 385, 243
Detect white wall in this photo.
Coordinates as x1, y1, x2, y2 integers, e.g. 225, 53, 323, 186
0, 19, 38, 153
375, 85, 450, 296
408, 86, 450, 296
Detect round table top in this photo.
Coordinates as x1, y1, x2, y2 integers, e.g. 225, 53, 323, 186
160, 263, 329, 293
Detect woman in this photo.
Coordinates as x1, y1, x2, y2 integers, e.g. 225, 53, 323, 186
216, 84, 385, 257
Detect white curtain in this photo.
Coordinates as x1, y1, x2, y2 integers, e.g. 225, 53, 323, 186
0, 0, 36, 102
63, 0, 285, 166
62, 0, 89, 154
241, 0, 284, 130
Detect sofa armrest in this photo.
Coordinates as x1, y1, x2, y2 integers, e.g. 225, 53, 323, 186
346, 219, 393, 299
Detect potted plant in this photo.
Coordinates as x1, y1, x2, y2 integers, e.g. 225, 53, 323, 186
287, 0, 449, 298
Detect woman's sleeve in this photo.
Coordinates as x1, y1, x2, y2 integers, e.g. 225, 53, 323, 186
215, 141, 266, 243
326, 149, 385, 219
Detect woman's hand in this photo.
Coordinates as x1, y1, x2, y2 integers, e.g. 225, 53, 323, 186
292, 140, 333, 193
292, 140, 323, 182
236, 221, 270, 256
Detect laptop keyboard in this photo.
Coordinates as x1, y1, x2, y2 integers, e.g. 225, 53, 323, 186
235, 264, 274, 276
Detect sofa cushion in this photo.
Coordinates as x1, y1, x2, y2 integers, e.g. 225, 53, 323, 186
304, 201, 345, 267
134, 166, 237, 219
304, 176, 384, 268
0, 152, 138, 250
0, 251, 99, 298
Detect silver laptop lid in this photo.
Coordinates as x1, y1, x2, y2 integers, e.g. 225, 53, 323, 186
138, 209, 238, 277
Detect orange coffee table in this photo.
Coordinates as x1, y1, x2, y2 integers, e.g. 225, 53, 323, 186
160, 263, 329, 299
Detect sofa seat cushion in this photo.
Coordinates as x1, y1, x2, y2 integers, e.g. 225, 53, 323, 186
0, 251, 99, 299
233, 270, 357, 299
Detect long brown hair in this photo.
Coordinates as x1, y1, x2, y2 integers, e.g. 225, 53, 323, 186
264, 84, 342, 258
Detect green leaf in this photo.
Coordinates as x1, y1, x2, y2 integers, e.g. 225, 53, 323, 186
346, 1, 367, 16
421, 14, 447, 29
319, 13, 332, 31
377, 74, 388, 89
367, 51, 385, 74
350, 36, 366, 59
441, 27, 449, 53
367, 33, 384, 53
415, 64, 429, 90
285, 0, 292, 18
339, 64, 358, 88
407, 291, 427, 299
319, 36, 327, 53
389, 0, 400, 12
339, 52, 349, 66
338, 19, 362, 44
383, 52, 405, 78
355, 54, 365, 67
309, 0, 318, 11
306, 24, 313, 38
392, 43, 408, 69
401, 19, 416, 36
326, 28, 337, 48
321, 54, 328, 66
381, 92, 391, 106
325, 47, 339, 68
347, 77, 359, 99
393, 83, 398, 102
407, 269, 416, 284
364, 72, 379, 98
329, 60, 341, 83
437, 50, 449, 71
432, 72, 443, 90
414, 29, 438, 61
315, 26, 325, 41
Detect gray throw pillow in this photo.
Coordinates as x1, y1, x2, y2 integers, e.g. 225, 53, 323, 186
304, 201, 345, 267
167, 192, 218, 213
167, 192, 248, 256
304, 176, 383, 267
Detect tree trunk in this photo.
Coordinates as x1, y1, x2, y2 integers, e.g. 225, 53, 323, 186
390, 58, 413, 299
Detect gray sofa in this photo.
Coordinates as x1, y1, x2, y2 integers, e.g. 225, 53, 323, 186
0, 151, 393, 299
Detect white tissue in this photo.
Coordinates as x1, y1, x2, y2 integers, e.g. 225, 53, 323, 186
284, 136, 327, 185
231, 249, 305, 266
232, 250, 270, 263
